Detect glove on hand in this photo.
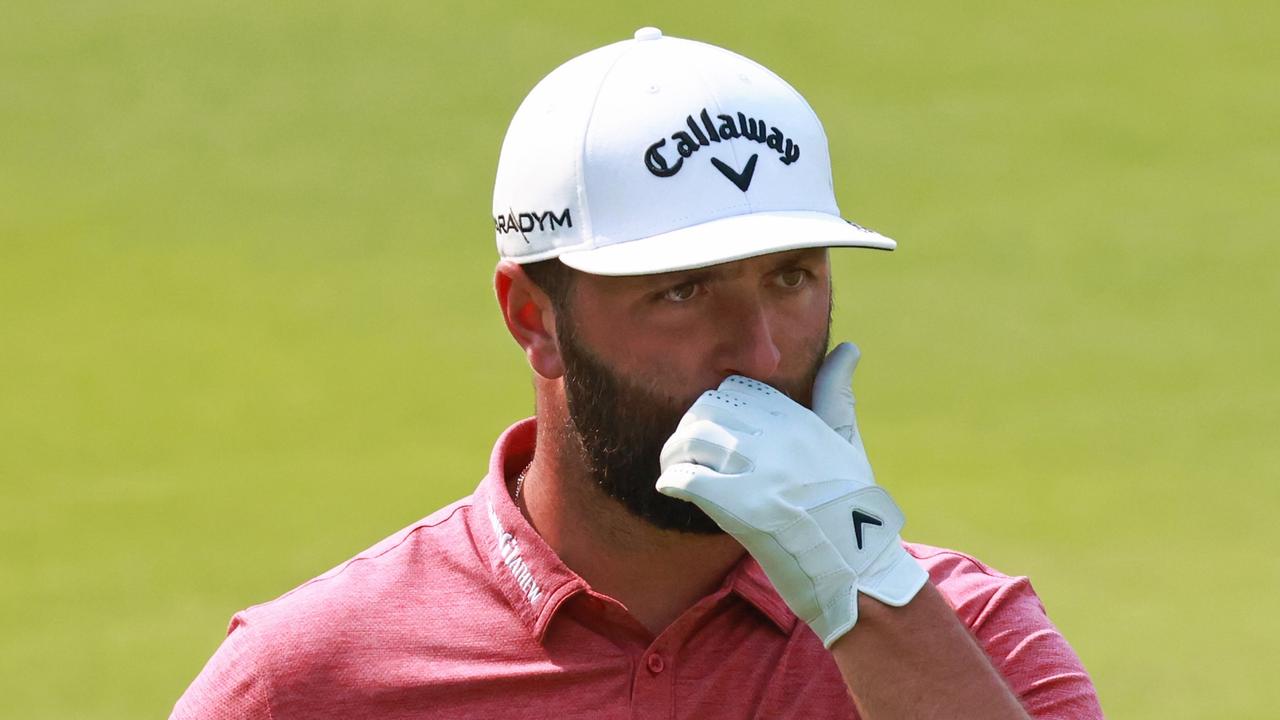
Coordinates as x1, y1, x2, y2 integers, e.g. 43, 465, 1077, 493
656, 342, 927, 647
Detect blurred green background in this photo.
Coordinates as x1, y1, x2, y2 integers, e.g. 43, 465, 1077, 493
2, 0, 1276, 717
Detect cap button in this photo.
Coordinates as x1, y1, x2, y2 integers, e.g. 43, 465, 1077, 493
634, 27, 662, 41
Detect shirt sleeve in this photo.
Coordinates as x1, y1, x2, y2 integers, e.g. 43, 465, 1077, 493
970, 575, 1102, 719
917, 545, 1103, 720
170, 614, 275, 720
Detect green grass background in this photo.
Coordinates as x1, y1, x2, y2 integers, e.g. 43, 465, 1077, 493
2, 1, 1276, 717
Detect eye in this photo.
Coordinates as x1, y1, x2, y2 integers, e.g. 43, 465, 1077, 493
662, 282, 700, 302
775, 269, 808, 289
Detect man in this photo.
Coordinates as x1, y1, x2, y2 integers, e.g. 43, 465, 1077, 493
173, 28, 1102, 718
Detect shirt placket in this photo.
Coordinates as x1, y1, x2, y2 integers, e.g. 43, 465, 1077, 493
626, 591, 733, 720
630, 637, 676, 720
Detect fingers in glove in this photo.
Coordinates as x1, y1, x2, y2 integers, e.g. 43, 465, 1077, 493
659, 418, 755, 474
655, 462, 732, 508
678, 390, 767, 435
716, 375, 798, 414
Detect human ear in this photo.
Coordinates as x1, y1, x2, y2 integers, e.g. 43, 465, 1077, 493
494, 260, 565, 379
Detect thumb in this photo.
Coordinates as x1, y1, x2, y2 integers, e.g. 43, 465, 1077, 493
811, 342, 860, 442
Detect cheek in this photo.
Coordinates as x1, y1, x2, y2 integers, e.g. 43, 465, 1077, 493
604, 316, 727, 399
771, 285, 832, 366
570, 279, 831, 400
568, 303, 699, 390
771, 273, 831, 329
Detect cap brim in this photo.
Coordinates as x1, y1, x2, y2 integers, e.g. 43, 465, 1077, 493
554, 210, 895, 276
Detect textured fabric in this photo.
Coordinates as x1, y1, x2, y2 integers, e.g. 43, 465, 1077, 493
171, 419, 1102, 719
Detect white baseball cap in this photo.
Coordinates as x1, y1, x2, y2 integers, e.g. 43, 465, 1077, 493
492, 27, 895, 277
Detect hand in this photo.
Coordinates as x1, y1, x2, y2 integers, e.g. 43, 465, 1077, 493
656, 342, 927, 647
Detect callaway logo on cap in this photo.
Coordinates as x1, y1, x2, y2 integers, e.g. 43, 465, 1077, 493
492, 27, 895, 276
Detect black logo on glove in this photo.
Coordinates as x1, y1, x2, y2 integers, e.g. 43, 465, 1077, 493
851, 509, 883, 550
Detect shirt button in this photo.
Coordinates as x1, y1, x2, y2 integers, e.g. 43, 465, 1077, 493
646, 653, 665, 674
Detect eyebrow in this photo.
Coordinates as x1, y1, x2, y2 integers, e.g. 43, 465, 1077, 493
662, 268, 719, 285
764, 247, 827, 271
635, 248, 827, 289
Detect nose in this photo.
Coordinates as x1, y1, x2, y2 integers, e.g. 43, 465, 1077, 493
718, 295, 782, 382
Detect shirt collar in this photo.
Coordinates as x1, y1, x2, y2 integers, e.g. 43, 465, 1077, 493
470, 419, 588, 643
468, 418, 798, 642
725, 556, 799, 635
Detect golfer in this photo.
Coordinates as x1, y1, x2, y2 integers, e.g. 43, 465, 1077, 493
172, 28, 1102, 719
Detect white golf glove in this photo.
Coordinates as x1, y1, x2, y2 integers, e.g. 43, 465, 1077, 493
656, 342, 927, 647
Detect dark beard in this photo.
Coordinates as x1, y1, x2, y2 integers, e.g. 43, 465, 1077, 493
557, 321, 829, 535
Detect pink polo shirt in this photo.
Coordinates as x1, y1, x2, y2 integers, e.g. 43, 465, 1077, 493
172, 419, 1101, 719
